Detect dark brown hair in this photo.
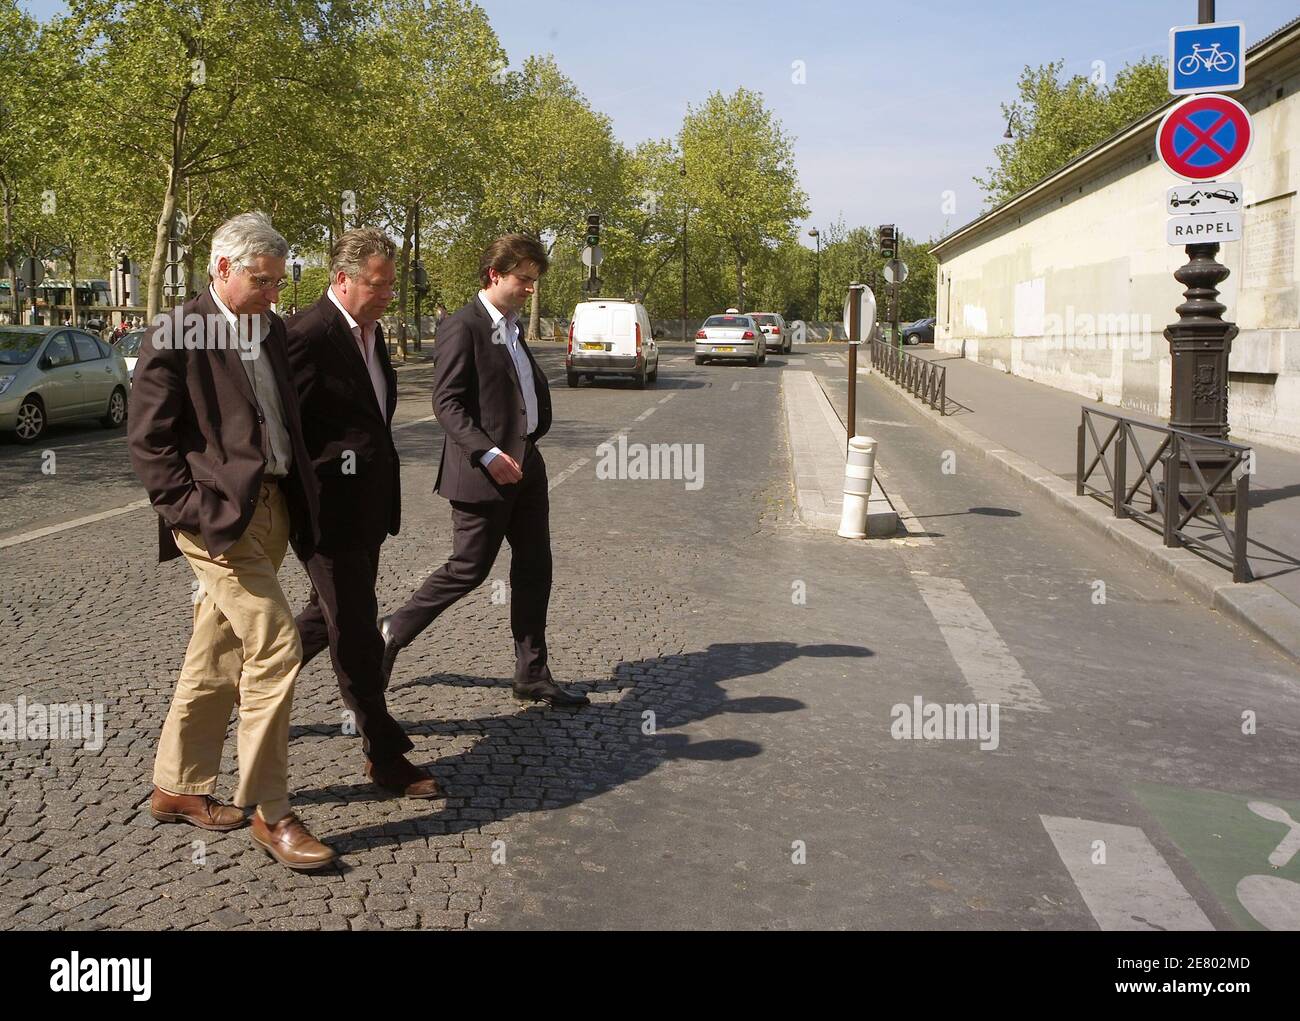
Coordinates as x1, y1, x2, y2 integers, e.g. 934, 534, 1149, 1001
479, 233, 549, 288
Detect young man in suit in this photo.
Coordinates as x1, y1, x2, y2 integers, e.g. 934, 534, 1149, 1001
285, 228, 438, 799
381, 234, 588, 709
128, 211, 336, 870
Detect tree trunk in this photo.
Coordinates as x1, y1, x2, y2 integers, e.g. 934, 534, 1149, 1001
736, 250, 745, 312
395, 202, 414, 362
147, 164, 178, 322
2, 178, 16, 321
69, 247, 78, 326
527, 286, 541, 342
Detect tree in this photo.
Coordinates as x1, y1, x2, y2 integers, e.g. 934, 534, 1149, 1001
360, 0, 507, 358
476, 55, 624, 340
977, 57, 1168, 206
679, 88, 808, 311
66, 0, 358, 319
0, 1, 47, 320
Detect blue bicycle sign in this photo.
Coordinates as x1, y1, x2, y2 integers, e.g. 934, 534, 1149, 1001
1170, 21, 1244, 95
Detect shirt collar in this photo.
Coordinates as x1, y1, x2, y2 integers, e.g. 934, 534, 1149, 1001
327, 285, 363, 333
209, 284, 239, 328
478, 290, 516, 333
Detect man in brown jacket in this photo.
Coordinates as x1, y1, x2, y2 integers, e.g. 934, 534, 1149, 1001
128, 211, 336, 870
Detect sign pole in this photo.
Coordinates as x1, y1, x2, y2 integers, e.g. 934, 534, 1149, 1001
1162, 0, 1240, 513
847, 283, 862, 452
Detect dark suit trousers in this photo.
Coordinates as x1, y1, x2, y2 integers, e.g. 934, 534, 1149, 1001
388, 445, 552, 686
296, 544, 413, 762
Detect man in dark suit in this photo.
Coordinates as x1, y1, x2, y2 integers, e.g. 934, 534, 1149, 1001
128, 211, 336, 870
285, 228, 438, 799
381, 234, 588, 708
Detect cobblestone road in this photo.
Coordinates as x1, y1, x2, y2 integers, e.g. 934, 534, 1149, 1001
2, 343, 1299, 930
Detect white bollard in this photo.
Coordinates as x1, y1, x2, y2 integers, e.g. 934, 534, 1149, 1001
838, 435, 878, 539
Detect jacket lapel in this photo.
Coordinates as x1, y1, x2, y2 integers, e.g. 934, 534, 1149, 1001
477, 295, 522, 393
197, 290, 258, 410
374, 322, 397, 426
324, 298, 386, 422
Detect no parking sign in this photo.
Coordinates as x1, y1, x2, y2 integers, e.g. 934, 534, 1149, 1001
1156, 93, 1252, 182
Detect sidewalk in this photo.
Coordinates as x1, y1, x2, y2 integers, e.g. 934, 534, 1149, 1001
870, 348, 1300, 661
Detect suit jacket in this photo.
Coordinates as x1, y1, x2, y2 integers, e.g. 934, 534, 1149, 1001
432, 295, 552, 503
127, 289, 320, 563
284, 292, 401, 551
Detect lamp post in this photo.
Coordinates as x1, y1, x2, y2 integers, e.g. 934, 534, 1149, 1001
680, 160, 688, 343
807, 228, 820, 323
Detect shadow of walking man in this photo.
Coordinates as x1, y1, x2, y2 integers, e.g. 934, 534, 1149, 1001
299, 640, 873, 851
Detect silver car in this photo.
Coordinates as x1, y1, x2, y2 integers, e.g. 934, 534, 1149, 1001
748, 312, 789, 354
0, 326, 131, 443
694, 313, 767, 366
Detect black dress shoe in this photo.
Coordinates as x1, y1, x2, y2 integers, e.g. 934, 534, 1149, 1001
513, 679, 591, 708
379, 615, 400, 687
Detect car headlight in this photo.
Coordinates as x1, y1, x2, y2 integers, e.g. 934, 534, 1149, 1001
0, 375, 15, 396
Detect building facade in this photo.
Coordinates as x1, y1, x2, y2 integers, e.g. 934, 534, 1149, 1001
933, 19, 1300, 451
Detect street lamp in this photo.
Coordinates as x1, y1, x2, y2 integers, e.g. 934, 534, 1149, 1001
1003, 112, 1022, 139
680, 160, 688, 343
807, 228, 820, 322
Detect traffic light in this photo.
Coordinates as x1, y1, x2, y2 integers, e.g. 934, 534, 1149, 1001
585, 212, 601, 248
878, 224, 896, 260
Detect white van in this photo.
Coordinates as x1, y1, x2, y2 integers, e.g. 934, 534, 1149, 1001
566, 298, 660, 388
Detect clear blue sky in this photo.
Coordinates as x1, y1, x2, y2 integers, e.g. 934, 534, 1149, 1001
20, 0, 1300, 245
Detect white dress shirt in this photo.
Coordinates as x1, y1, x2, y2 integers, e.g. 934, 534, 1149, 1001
477, 291, 537, 467
327, 285, 388, 415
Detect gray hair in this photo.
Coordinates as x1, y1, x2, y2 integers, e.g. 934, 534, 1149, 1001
330, 227, 396, 279
208, 211, 289, 277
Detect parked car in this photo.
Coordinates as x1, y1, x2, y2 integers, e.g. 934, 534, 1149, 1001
901, 317, 936, 345
117, 329, 146, 383
0, 326, 130, 442
566, 298, 660, 388
747, 312, 789, 354
695, 313, 766, 366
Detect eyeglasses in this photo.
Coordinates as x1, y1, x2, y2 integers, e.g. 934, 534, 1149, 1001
238, 267, 288, 291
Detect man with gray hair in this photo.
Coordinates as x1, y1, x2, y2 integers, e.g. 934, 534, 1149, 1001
285, 227, 439, 798
128, 210, 337, 870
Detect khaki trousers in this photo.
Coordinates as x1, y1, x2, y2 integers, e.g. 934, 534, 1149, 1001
153, 481, 301, 822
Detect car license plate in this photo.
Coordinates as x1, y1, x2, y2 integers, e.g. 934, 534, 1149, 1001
715, 346, 734, 352
580, 342, 604, 351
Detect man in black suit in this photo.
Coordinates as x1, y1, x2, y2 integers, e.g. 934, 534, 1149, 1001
285, 227, 439, 798
381, 234, 588, 709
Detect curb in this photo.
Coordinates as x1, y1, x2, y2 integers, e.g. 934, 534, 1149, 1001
782, 370, 898, 537
865, 367, 1300, 665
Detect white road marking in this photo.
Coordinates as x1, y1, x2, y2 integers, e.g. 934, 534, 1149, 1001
787, 358, 806, 365
0, 498, 152, 551
730, 381, 741, 392
912, 575, 1050, 712
392, 414, 438, 432
658, 393, 676, 404
1040, 815, 1214, 931
547, 458, 590, 493
634, 407, 656, 421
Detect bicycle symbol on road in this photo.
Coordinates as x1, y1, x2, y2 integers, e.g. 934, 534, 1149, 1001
1235, 801, 1300, 930
1177, 42, 1237, 76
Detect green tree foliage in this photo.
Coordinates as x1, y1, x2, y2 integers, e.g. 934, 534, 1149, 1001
977, 57, 1168, 207
679, 88, 808, 311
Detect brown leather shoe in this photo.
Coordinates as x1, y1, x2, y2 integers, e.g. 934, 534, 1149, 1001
366, 754, 441, 799
249, 812, 337, 871
150, 786, 246, 831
